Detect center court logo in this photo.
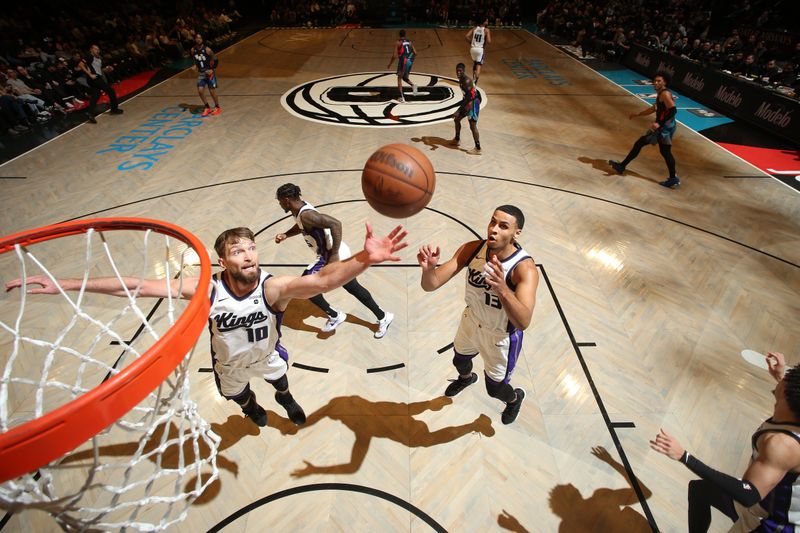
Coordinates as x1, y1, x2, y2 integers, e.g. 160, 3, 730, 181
280, 72, 487, 128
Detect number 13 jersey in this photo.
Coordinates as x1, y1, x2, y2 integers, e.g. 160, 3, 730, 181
464, 241, 533, 334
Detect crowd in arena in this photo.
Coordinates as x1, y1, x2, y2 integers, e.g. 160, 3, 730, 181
536, 0, 800, 98
0, 0, 242, 138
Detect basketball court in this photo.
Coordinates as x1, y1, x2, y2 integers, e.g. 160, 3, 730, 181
1, 27, 799, 532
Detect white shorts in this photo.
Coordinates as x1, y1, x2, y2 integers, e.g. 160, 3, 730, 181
470, 47, 485, 64
453, 307, 524, 383
305, 241, 352, 271
214, 351, 288, 397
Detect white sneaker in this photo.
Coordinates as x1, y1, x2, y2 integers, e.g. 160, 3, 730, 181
412, 84, 418, 96
374, 312, 394, 339
321, 310, 346, 332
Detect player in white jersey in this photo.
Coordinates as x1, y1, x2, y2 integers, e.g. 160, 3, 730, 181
651, 351, 800, 532
274, 183, 394, 338
6, 224, 408, 428
417, 205, 538, 425
465, 17, 491, 84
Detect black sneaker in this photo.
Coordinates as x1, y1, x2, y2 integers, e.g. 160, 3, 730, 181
86, 114, 97, 124
275, 391, 306, 425
241, 393, 267, 427
444, 372, 478, 397
109, 108, 124, 115
608, 160, 625, 174
659, 176, 681, 189
501, 389, 525, 425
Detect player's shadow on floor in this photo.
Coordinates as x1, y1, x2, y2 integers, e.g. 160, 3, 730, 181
60, 414, 263, 505
578, 156, 657, 183
546, 446, 652, 532
178, 102, 207, 115
282, 298, 377, 339
267, 394, 494, 477
411, 136, 470, 154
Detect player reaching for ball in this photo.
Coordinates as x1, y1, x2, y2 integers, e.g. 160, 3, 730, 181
452, 62, 481, 154
417, 205, 538, 425
275, 183, 395, 338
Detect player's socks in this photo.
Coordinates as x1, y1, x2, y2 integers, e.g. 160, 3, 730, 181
501, 389, 525, 424
240, 392, 267, 427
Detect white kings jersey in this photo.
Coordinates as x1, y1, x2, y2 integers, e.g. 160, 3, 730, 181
464, 241, 533, 334
294, 202, 351, 261
208, 270, 281, 367
732, 419, 800, 531
471, 26, 486, 49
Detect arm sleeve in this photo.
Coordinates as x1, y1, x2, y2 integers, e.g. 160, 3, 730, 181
682, 452, 762, 507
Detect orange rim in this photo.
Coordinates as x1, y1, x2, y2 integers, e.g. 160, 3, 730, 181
0, 218, 211, 483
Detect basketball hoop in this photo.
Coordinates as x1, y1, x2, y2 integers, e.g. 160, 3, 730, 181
0, 218, 218, 531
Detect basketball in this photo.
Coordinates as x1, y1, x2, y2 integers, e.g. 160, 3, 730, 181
361, 144, 435, 218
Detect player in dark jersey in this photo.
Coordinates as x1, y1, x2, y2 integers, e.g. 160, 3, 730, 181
651, 351, 800, 532
452, 62, 482, 154
608, 72, 680, 188
387, 29, 417, 103
191, 33, 220, 117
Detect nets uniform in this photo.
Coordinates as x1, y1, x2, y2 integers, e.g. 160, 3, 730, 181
731, 419, 800, 531
294, 202, 352, 275
655, 95, 677, 145
396, 38, 414, 78
470, 26, 487, 64
192, 44, 217, 89
459, 76, 481, 121
454, 241, 533, 382
209, 270, 288, 398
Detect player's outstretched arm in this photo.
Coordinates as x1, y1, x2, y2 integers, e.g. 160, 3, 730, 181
418, 240, 481, 292
5, 274, 199, 299
465, 28, 473, 43
267, 223, 407, 305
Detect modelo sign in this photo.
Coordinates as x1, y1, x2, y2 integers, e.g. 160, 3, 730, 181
623, 44, 799, 145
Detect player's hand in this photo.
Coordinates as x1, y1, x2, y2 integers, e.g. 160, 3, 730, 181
651, 122, 660, 130
416, 244, 440, 271
483, 254, 509, 296
767, 352, 787, 382
649, 428, 686, 461
204, 69, 213, 78
363, 222, 407, 264
5, 274, 60, 294
275, 233, 287, 244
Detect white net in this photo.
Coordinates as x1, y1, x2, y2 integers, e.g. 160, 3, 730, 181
0, 223, 219, 531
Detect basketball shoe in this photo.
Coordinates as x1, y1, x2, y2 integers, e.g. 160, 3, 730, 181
374, 312, 394, 339
240, 392, 267, 427
659, 176, 681, 188
201, 107, 213, 117
211, 107, 221, 116
445, 372, 478, 397
608, 160, 625, 174
501, 389, 525, 425
321, 309, 347, 332
275, 391, 306, 425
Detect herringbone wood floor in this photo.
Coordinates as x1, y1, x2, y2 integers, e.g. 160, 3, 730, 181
1, 28, 799, 533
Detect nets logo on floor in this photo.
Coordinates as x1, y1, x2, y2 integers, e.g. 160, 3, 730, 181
281, 72, 487, 128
